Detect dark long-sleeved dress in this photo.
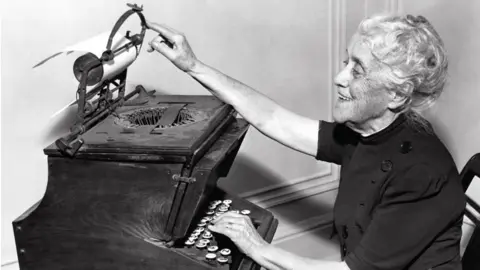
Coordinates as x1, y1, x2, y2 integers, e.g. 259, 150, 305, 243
315, 113, 466, 270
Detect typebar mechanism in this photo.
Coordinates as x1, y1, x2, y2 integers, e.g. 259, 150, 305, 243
55, 3, 147, 157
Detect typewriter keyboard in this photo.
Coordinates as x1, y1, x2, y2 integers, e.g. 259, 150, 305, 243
175, 198, 258, 267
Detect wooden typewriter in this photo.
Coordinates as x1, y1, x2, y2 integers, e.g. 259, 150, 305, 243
12, 4, 278, 270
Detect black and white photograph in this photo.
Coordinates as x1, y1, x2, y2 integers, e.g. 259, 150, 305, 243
1, 0, 480, 269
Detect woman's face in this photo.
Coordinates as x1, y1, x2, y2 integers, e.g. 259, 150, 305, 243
333, 33, 393, 126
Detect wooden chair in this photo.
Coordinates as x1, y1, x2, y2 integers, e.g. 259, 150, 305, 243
460, 153, 480, 270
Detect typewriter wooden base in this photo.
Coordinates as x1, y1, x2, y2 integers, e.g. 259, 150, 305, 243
13, 187, 277, 270
12, 119, 278, 269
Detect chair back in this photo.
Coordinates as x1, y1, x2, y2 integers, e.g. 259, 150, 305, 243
460, 153, 480, 270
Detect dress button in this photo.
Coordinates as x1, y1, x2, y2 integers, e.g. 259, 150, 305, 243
400, 141, 412, 154
381, 160, 393, 172
342, 226, 348, 239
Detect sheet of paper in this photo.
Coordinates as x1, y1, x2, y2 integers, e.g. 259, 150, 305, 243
34, 31, 139, 68
34, 31, 141, 118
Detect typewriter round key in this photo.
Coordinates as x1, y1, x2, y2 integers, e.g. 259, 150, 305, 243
189, 235, 198, 241
206, 210, 215, 215
205, 253, 217, 260
208, 205, 217, 210
217, 257, 229, 264
196, 242, 207, 249
213, 200, 222, 205
194, 227, 205, 233
211, 202, 221, 208
203, 233, 212, 239
199, 239, 210, 245
220, 248, 231, 256
198, 222, 207, 227
241, 209, 251, 215
207, 245, 218, 252
223, 199, 232, 205
203, 216, 213, 222
185, 239, 195, 246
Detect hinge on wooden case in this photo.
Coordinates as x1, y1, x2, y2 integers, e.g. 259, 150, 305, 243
172, 174, 196, 183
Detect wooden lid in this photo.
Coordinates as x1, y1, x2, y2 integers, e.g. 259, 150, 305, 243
44, 95, 236, 162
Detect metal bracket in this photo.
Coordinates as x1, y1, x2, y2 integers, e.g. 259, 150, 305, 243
172, 174, 196, 183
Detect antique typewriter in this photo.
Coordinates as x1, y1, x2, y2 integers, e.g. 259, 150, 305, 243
12, 4, 278, 270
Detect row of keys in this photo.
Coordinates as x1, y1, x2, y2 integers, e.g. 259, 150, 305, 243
182, 199, 253, 264
206, 252, 229, 263
186, 201, 231, 246
199, 200, 251, 227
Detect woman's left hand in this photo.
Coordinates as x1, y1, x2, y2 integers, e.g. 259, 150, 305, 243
208, 211, 268, 257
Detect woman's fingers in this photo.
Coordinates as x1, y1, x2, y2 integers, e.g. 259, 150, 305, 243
146, 21, 177, 42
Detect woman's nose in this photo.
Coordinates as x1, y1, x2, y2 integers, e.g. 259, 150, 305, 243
334, 67, 350, 88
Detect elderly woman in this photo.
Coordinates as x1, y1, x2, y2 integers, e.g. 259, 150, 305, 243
146, 13, 465, 270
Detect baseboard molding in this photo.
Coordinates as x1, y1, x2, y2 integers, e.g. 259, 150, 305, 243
238, 166, 333, 199
1, 261, 18, 269
273, 212, 334, 244
241, 168, 339, 209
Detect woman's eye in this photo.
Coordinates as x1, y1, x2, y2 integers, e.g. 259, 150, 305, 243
352, 66, 363, 76
343, 59, 364, 77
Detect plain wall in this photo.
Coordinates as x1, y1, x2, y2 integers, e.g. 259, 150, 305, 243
398, 0, 480, 213
1, 0, 333, 264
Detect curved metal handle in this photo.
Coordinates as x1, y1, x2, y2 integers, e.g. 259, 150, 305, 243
102, 3, 147, 61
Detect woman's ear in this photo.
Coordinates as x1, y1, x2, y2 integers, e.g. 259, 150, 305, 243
387, 82, 413, 111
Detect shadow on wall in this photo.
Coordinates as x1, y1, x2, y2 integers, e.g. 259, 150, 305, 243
219, 154, 338, 244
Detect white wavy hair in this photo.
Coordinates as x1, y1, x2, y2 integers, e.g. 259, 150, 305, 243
357, 14, 448, 124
